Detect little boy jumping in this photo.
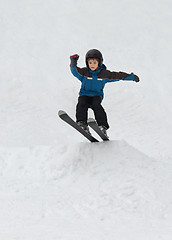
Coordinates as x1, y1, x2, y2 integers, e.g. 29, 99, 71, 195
70, 49, 139, 137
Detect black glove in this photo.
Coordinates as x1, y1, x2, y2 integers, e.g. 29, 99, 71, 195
70, 54, 79, 67
133, 74, 140, 82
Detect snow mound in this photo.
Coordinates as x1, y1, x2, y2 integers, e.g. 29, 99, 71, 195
0, 141, 172, 239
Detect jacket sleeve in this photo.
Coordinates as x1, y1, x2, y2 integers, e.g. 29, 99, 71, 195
70, 66, 85, 82
123, 73, 135, 81
103, 70, 134, 83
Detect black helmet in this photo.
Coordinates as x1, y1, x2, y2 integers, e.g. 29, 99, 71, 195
85, 49, 103, 68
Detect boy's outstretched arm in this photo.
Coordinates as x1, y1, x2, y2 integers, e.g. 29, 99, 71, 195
103, 70, 140, 83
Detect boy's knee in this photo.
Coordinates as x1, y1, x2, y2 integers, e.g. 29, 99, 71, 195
91, 102, 101, 110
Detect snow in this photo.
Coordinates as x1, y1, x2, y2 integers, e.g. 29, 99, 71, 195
0, 0, 172, 239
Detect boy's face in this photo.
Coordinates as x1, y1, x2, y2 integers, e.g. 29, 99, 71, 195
88, 58, 99, 71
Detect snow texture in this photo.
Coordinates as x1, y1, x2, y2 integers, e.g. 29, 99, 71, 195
0, 0, 172, 239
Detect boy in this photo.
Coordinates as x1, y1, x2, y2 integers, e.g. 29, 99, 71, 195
70, 49, 139, 137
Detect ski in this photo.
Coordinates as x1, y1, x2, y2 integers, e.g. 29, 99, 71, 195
58, 110, 99, 143
88, 118, 109, 141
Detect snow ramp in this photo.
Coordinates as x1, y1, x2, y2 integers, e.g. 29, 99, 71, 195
0, 140, 172, 240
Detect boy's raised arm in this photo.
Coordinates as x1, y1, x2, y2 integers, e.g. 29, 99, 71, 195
70, 54, 79, 67
70, 54, 85, 82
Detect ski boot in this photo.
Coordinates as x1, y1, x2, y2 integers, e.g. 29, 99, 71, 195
99, 125, 109, 138
77, 121, 91, 135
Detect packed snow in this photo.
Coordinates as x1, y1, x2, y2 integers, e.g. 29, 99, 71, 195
0, 0, 172, 239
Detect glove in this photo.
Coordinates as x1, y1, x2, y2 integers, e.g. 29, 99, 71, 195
133, 74, 140, 82
70, 54, 79, 67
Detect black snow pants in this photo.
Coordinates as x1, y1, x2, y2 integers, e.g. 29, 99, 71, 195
76, 95, 109, 129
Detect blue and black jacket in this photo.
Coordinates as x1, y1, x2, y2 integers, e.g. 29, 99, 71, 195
70, 64, 134, 100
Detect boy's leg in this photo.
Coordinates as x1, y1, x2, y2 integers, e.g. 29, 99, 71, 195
91, 96, 109, 129
76, 96, 90, 124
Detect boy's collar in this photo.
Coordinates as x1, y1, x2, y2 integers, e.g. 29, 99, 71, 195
101, 64, 106, 70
